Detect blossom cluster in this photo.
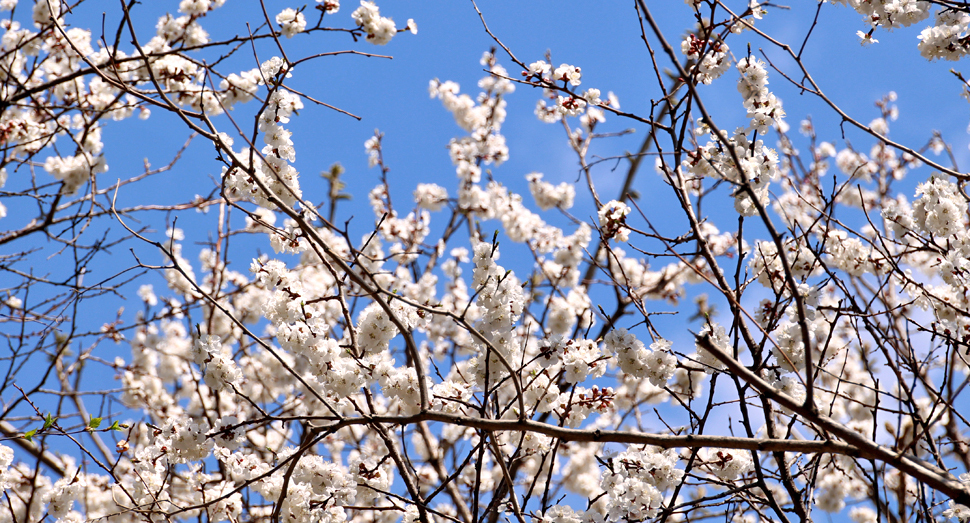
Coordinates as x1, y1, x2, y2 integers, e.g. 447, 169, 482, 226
827, 0, 970, 62
224, 72, 305, 211
526, 59, 617, 136
683, 56, 783, 216
681, 32, 731, 84
351, 1, 397, 45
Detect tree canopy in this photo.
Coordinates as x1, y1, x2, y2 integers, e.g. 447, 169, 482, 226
2, 1, 970, 523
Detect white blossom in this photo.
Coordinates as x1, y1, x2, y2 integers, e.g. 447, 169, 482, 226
276, 8, 306, 38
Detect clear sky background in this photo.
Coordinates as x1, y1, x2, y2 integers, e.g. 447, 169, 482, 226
83, 0, 970, 361
4, 0, 970, 515
84, 0, 970, 268
87, 0, 970, 221
8, 0, 970, 431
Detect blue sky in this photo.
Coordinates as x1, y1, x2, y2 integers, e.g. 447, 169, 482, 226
81, 0, 970, 304
75, 0, 970, 245
7, 0, 969, 428
5, 0, 968, 422
88, 0, 970, 207
4, 0, 970, 516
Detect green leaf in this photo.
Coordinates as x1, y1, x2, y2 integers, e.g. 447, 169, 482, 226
42, 413, 55, 430
23, 429, 36, 442
109, 420, 121, 431
88, 417, 102, 429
